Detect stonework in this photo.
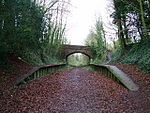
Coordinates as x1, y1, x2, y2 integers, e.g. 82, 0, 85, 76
59, 45, 92, 59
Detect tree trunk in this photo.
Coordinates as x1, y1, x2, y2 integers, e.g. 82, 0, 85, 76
138, 0, 149, 40
118, 20, 126, 49
122, 18, 128, 40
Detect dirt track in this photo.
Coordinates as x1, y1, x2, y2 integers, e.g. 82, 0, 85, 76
0, 67, 149, 113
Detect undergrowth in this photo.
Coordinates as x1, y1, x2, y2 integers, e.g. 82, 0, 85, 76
111, 47, 124, 63
112, 41, 150, 73
0, 49, 63, 71
21, 51, 62, 65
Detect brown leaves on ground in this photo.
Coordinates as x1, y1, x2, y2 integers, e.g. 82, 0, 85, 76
0, 55, 33, 90
0, 63, 150, 113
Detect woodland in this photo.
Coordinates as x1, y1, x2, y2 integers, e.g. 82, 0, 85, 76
85, 0, 150, 73
0, 0, 150, 73
0, 0, 69, 66
0, 0, 150, 112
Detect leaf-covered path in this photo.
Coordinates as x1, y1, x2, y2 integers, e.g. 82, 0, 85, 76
0, 67, 149, 113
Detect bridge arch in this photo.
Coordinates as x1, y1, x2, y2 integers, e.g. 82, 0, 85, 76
66, 51, 91, 59
66, 52, 91, 65
59, 45, 93, 60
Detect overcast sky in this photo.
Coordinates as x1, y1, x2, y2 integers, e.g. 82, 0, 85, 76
66, 0, 113, 45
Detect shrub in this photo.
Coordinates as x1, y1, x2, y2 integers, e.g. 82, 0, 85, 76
111, 47, 124, 63
121, 41, 150, 73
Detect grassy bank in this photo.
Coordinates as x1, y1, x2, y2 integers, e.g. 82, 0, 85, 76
111, 41, 150, 73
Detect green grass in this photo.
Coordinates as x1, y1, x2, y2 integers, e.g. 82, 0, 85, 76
83, 65, 93, 71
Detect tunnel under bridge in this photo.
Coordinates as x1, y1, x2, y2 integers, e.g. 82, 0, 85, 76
59, 45, 93, 60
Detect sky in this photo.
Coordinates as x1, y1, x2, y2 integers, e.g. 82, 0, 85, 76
66, 0, 113, 45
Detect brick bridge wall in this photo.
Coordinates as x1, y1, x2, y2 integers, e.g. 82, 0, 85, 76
59, 45, 92, 59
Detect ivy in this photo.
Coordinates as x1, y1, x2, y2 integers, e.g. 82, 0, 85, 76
121, 41, 150, 73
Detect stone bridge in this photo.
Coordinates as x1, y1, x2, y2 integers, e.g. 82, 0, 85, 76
59, 45, 93, 59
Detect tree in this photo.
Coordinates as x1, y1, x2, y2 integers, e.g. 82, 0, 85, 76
85, 17, 106, 62
111, 0, 129, 49
111, 0, 150, 45
0, 0, 70, 65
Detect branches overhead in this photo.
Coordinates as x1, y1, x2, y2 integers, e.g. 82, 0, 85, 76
110, 0, 150, 49
0, 0, 70, 64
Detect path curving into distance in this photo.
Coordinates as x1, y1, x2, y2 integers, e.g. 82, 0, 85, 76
0, 67, 149, 113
